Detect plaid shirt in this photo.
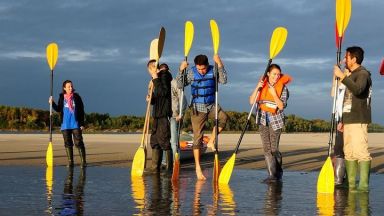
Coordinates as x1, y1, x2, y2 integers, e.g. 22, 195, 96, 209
255, 86, 288, 130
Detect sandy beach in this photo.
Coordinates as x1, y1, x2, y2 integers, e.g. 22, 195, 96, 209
1, 133, 383, 173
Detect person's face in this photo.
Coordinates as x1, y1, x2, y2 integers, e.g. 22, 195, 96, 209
344, 52, 355, 70
268, 68, 281, 85
63, 82, 73, 94
196, 64, 208, 75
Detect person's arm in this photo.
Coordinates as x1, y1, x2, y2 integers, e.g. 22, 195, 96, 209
176, 68, 193, 89
341, 71, 370, 96
171, 81, 180, 118
76, 94, 85, 128
214, 54, 227, 84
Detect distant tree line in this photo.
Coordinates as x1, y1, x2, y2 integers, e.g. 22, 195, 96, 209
1, 105, 383, 133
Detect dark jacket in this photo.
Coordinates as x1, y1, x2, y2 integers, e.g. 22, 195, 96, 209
341, 66, 372, 124
151, 69, 172, 118
52, 93, 85, 127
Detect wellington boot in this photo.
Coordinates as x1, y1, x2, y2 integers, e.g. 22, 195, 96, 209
275, 151, 283, 180
65, 147, 74, 167
345, 160, 358, 191
262, 155, 278, 183
77, 145, 87, 167
164, 150, 173, 172
146, 149, 163, 174
357, 160, 371, 192
334, 158, 346, 186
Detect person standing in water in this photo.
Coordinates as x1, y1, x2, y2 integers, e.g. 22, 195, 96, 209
49, 80, 87, 167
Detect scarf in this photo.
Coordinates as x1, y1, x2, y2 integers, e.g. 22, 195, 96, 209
64, 93, 74, 113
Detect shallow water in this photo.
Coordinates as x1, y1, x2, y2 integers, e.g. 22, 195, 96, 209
0, 166, 383, 215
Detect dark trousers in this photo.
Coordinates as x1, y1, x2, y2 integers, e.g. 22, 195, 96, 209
150, 117, 171, 150
62, 129, 85, 148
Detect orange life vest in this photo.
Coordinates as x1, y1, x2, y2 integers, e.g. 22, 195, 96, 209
258, 74, 292, 114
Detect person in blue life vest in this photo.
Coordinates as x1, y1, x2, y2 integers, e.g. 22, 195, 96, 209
249, 64, 291, 183
49, 80, 86, 167
333, 46, 372, 192
146, 60, 173, 173
177, 54, 228, 180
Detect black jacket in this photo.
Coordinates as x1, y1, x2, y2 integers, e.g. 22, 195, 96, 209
151, 69, 172, 118
52, 93, 85, 127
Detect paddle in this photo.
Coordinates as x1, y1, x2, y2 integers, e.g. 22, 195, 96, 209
219, 27, 288, 184
379, 58, 384, 76
317, 0, 351, 194
172, 21, 194, 183
46, 42, 58, 167
210, 19, 221, 185
131, 27, 166, 176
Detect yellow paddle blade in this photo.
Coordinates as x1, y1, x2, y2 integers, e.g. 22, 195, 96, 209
210, 19, 220, 55
184, 21, 194, 57
316, 193, 335, 216
172, 152, 180, 183
218, 153, 236, 184
46, 142, 53, 167
269, 27, 288, 59
317, 157, 335, 193
149, 38, 159, 60
158, 27, 166, 59
213, 153, 220, 184
131, 147, 146, 177
45, 166, 53, 192
131, 176, 146, 211
336, 0, 352, 37
46, 43, 58, 71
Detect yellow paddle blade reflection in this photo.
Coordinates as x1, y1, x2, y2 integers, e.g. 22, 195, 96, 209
131, 176, 146, 212
317, 193, 334, 216
46, 142, 53, 167
317, 157, 335, 193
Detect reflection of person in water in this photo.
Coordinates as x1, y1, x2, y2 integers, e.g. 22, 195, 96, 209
263, 182, 283, 215
346, 192, 369, 216
147, 174, 173, 215
59, 167, 86, 216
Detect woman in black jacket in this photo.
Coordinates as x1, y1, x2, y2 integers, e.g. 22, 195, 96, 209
49, 80, 87, 167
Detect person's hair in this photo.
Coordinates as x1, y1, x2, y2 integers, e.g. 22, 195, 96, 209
268, 64, 281, 73
346, 46, 364, 64
194, 54, 209, 66
159, 63, 169, 71
147, 59, 157, 67
62, 80, 74, 94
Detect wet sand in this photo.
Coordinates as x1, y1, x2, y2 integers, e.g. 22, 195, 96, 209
1, 133, 383, 173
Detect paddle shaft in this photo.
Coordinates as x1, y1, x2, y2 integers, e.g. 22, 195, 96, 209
233, 59, 272, 154
214, 63, 219, 154
141, 82, 153, 147
49, 70, 53, 142
176, 56, 188, 152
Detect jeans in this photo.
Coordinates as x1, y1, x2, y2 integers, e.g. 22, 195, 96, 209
162, 117, 178, 164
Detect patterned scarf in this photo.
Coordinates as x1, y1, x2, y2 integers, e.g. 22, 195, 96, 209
64, 93, 74, 113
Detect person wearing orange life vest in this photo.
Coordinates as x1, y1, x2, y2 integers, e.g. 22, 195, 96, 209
249, 64, 292, 183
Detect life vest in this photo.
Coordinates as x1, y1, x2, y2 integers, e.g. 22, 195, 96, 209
259, 74, 292, 114
191, 65, 215, 104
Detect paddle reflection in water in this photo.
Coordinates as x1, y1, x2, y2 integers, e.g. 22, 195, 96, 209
219, 184, 237, 215
131, 176, 146, 215
57, 167, 86, 216
263, 182, 283, 215
45, 166, 53, 215
317, 193, 334, 216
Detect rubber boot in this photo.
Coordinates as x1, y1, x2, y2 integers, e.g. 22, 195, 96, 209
357, 160, 371, 192
164, 150, 173, 172
345, 160, 358, 191
263, 155, 277, 183
275, 151, 283, 180
77, 145, 87, 167
148, 149, 163, 174
334, 158, 346, 186
65, 146, 74, 167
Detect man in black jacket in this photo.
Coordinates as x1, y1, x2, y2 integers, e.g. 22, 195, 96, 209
334, 46, 372, 192
147, 60, 173, 173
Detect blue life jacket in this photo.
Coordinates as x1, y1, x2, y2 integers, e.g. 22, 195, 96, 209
191, 65, 215, 104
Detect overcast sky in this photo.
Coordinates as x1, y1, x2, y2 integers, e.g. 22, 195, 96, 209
1, 0, 383, 124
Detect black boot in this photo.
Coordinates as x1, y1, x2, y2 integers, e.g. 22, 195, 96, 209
164, 150, 173, 172
275, 151, 283, 180
65, 146, 74, 167
334, 157, 346, 187
77, 145, 87, 167
148, 149, 163, 174
263, 155, 277, 183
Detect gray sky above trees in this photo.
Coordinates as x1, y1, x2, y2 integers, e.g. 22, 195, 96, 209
0, 0, 383, 123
